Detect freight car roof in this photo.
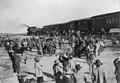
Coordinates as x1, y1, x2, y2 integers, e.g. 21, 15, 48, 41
91, 11, 120, 19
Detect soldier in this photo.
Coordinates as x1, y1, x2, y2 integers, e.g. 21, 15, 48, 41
113, 56, 120, 83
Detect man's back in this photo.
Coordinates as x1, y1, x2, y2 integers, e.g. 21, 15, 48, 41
73, 71, 85, 83
93, 67, 105, 83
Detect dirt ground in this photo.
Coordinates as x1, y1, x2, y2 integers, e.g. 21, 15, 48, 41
0, 40, 119, 83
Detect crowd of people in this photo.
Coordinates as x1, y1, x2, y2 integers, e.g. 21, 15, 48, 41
0, 29, 120, 83
52, 56, 107, 83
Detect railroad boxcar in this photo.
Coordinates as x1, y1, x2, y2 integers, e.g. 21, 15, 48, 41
58, 23, 68, 34
67, 21, 77, 31
91, 11, 120, 34
75, 18, 90, 32
53, 24, 60, 32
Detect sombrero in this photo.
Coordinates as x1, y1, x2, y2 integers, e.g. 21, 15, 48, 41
75, 64, 82, 70
94, 59, 103, 65
34, 56, 40, 62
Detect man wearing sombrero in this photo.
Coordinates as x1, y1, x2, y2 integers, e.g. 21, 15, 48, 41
92, 59, 107, 83
73, 64, 85, 83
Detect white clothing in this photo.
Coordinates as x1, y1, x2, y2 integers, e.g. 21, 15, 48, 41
34, 62, 43, 77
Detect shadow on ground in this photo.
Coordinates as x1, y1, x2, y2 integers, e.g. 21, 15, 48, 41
43, 72, 54, 79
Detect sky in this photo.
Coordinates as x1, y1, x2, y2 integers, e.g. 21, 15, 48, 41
0, 0, 120, 33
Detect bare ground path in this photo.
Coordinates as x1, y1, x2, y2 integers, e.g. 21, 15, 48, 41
0, 40, 119, 83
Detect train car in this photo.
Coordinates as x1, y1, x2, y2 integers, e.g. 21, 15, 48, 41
27, 26, 39, 35
35, 28, 46, 35
75, 18, 90, 32
53, 24, 60, 32
59, 23, 68, 33
67, 21, 77, 31
37, 11, 120, 36
43, 25, 55, 32
91, 11, 120, 34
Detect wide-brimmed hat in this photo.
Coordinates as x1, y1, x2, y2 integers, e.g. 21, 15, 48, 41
34, 56, 40, 62
94, 59, 103, 65
75, 64, 82, 70
69, 54, 73, 59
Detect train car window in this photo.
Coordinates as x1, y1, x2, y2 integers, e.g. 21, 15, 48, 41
78, 22, 81, 28
109, 18, 111, 24
115, 17, 117, 23
112, 18, 114, 23
106, 19, 109, 24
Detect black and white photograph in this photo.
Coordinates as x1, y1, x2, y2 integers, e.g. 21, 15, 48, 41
0, 0, 120, 83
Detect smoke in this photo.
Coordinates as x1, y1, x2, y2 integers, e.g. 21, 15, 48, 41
0, 0, 119, 33
0, 17, 27, 33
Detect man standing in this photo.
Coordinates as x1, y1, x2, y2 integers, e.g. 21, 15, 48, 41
69, 55, 76, 72
34, 56, 44, 83
8, 41, 15, 72
13, 53, 21, 74
73, 64, 86, 83
113, 56, 120, 83
36, 39, 43, 56
92, 59, 107, 83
